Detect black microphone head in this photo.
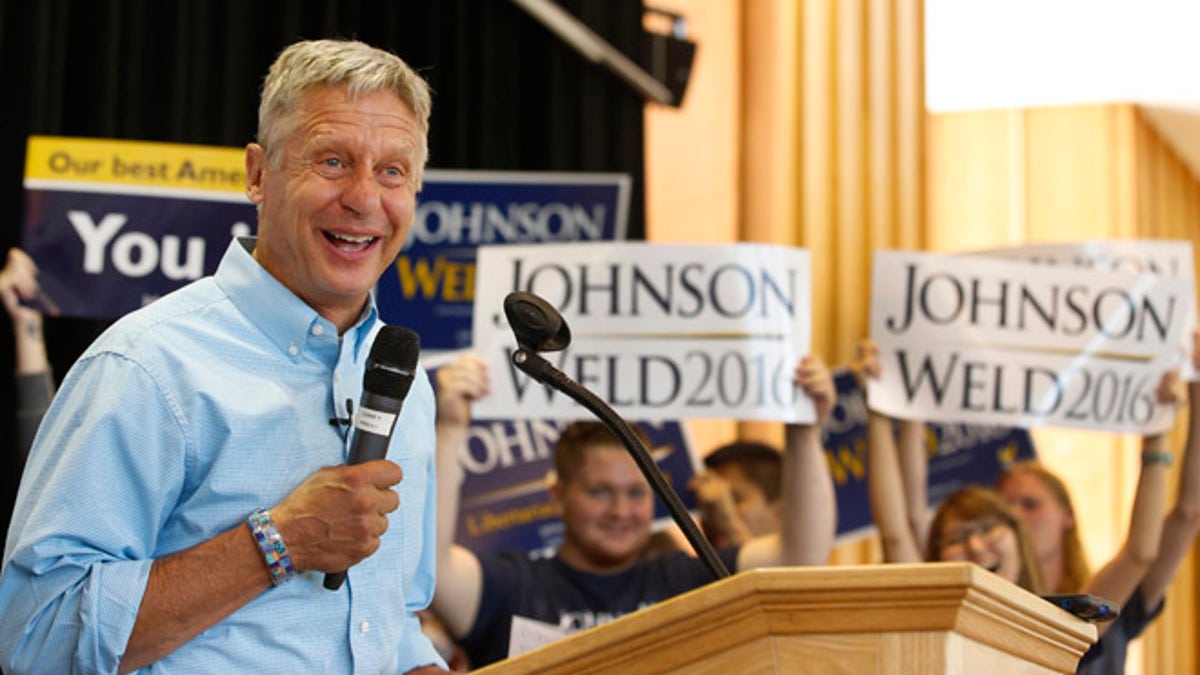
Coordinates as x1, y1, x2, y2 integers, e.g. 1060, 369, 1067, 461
364, 325, 420, 399
503, 291, 571, 352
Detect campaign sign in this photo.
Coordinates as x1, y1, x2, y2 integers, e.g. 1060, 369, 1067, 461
23, 190, 254, 317
974, 239, 1195, 278
869, 250, 1193, 434
471, 242, 814, 422
377, 170, 631, 351
22, 136, 255, 318
973, 239, 1198, 381
22, 136, 631, 328
821, 369, 1036, 539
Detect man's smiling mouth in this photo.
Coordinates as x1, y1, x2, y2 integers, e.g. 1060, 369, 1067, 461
325, 232, 378, 251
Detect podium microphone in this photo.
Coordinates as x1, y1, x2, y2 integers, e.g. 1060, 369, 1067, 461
502, 291, 730, 581
324, 325, 420, 591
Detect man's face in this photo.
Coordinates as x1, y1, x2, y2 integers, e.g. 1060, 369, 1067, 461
714, 464, 780, 537
245, 85, 422, 330
554, 444, 654, 573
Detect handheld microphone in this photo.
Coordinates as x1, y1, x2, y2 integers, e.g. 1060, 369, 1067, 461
324, 325, 420, 591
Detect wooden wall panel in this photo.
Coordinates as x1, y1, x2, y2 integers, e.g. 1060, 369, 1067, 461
1131, 105, 1200, 675
926, 108, 1022, 250
795, 0, 835, 365
741, 0, 925, 451
927, 101, 1200, 675
644, 1, 741, 245
1023, 105, 1136, 239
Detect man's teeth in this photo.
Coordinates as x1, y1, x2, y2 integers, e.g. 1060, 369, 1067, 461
330, 233, 374, 244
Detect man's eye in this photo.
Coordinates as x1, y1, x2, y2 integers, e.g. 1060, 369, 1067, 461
381, 166, 410, 185
321, 157, 343, 168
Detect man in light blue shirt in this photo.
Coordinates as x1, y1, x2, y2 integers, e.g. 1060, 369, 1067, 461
0, 39, 446, 674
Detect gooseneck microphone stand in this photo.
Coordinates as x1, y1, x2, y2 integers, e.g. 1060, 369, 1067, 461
509, 346, 730, 581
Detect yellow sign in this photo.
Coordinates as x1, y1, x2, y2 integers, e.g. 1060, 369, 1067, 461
24, 135, 247, 195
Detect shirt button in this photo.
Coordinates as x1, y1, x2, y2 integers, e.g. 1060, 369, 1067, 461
288, 343, 299, 356
312, 324, 325, 336
334, 372, 342, 382
359, 620, 370, 634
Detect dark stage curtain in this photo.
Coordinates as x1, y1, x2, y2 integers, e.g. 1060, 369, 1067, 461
0, 0, 647, 542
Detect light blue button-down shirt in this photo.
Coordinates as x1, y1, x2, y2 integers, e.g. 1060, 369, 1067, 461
0, 238, 443, 674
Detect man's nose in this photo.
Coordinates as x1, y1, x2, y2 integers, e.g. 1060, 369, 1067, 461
341, 168, 382, 215
608, 494, 635, 516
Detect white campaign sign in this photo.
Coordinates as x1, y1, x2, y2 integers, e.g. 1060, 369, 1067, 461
972, 239, 1198, 381
869, 250, 1194, 434
471, 242, 813, 422
972, 239, 1195, 279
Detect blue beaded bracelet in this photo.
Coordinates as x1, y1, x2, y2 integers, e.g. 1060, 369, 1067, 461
247, 508, 296, 586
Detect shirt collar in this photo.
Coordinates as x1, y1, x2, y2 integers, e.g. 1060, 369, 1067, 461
213, 237, 380, 361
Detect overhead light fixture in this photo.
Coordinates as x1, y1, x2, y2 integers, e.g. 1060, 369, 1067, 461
512, 0, 696, 107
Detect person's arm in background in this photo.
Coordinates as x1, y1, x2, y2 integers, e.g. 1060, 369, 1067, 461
738, 354, 837, 569
857, 339, 925, 563
430, 354, 490, 641
897, 417, 931, 553
1135, 330, 1200, 612
1081, 366, 1177, 636
0, 247, 55, 453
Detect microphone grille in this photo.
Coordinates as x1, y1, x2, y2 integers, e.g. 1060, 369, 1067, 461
364, 326, 420, 399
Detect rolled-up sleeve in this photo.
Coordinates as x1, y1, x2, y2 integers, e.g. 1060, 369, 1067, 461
0, 352, 187, 674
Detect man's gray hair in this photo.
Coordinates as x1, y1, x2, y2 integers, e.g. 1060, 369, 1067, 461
257, 39, 432, 185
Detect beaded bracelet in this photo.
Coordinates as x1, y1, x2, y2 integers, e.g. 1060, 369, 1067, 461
247, 508, 296, 586
1141, 451, 1174, 466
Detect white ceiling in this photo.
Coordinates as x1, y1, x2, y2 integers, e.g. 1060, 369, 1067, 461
926, 0, 1200, 180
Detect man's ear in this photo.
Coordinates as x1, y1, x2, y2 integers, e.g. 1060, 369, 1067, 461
245, 143, 267, 205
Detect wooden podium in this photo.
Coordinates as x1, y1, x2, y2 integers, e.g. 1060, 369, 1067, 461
475, 562, 1096, 674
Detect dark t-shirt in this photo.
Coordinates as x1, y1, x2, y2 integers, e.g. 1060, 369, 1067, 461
1076, 586, 1164, 675
462, 547, 740, 668
16, 371, 55, 456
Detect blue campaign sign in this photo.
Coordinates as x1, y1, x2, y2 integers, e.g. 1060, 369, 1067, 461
21, 188, 255, 318
450, 413, 696, 556
23, 157, 629, 324
821, 369, 1037, 539
376, 170, 631, 351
